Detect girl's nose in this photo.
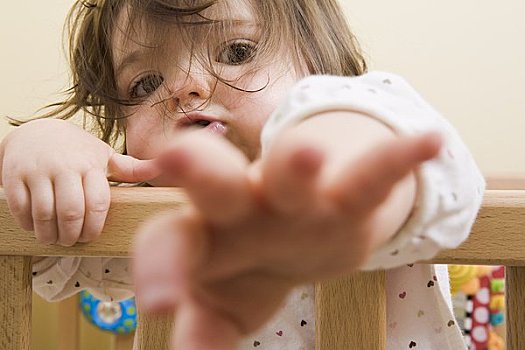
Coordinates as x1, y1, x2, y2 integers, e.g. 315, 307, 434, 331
166, 62, 214, 112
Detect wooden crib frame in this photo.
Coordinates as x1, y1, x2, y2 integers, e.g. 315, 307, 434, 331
1, 180, 524, 349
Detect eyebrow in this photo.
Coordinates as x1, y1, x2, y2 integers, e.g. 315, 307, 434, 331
115, 49, 149, 78
114, 21, 258, 77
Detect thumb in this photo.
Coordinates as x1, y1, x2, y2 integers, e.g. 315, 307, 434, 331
107, 152, 162, 183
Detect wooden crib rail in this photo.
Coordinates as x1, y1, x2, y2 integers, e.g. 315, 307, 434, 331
1, 188, 525, 263
0, 187, 187, 257
1, 187, 525, 349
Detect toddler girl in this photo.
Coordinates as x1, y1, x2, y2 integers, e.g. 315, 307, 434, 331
0, 0, 484, 349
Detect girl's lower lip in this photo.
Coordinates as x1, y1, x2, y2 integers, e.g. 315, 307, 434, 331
207, 121, 227, 135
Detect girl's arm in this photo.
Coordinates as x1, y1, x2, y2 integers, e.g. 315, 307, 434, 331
261, 72, 485, 270
266, 110, 422, 256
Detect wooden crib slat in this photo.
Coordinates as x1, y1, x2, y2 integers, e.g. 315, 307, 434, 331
315, 271, 386, 349
0, 256, 32, 350
57, 295, 79, 350
133, 312, 174, 350
114, 333, 135, 350
505, 266, 525, 349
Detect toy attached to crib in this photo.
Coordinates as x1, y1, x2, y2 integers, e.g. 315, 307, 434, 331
449, 265, 505, 350
79, 291, 137, 335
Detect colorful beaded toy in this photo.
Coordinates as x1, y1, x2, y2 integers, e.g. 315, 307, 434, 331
79, 290, 137, 335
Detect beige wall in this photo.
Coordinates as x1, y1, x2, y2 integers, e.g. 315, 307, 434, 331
0, 0, 71, 140
1, 1, 524, 174
341, 1, 525, 175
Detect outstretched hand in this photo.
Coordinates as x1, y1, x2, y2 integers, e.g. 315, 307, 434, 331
133, 128, 441, 350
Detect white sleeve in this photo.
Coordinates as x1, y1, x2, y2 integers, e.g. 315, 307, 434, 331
32, 257, 134, 302
261, 72, 485, 270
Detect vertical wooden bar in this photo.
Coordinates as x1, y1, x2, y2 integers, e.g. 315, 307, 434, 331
0, 256, 32, 350
505, 266, 525, 350
133, 312, 174, 350
114, 333, 135, 350
315, 271, 386, 350
58, 295, 80, 350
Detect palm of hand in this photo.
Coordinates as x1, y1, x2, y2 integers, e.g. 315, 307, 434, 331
133, 131, 440, 350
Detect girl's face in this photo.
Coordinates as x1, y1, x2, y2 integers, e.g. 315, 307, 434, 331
112, 0, 300, 186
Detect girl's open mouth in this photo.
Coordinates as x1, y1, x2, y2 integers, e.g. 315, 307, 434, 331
178, 112, 227, 135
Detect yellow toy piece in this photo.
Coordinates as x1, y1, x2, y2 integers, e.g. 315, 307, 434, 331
489, 295, 505, 311
449, 265, 478, 294
448, 265, 492, 295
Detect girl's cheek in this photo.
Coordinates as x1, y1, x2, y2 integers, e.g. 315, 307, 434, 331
125, 127, 154, 160
125, 113, 163, 159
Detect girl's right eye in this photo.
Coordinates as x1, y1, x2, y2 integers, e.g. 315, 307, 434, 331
129, 74, 164, 99
216, 40, 256, 66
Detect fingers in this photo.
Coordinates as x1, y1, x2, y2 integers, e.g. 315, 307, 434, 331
0, 120, 118, 246
55, 170, 110, 245
54, 173, 85, 246
4, 171, 110, 246
173, 303, 241, 350
3, 178, 34, 231
157, 132, 251, 225
261, 139, 324, 214
134, 210, 209, 312
107, 152, 162, 183
28, 177, 58, 244
328, 132, 442, 215
78, 169, 110, 243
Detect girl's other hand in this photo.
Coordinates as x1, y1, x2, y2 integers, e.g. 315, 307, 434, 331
0, 119, 161, 246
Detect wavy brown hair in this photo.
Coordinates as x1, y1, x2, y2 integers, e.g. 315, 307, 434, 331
13, 0, 367, 148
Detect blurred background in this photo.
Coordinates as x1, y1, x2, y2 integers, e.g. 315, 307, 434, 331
1, 0, 524, 349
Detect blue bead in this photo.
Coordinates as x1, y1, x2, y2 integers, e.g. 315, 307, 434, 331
79, 291, 137, 334
490, 312, 504, 326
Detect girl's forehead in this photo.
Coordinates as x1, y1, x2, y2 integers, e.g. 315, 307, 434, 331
112, 0, 255, 43
112, 0, 255, 68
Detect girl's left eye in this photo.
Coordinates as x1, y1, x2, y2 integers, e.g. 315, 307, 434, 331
129, 73, 164, 99
216, 40, 256, 65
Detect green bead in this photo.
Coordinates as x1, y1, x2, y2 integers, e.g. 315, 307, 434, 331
491, 279, 505, 293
